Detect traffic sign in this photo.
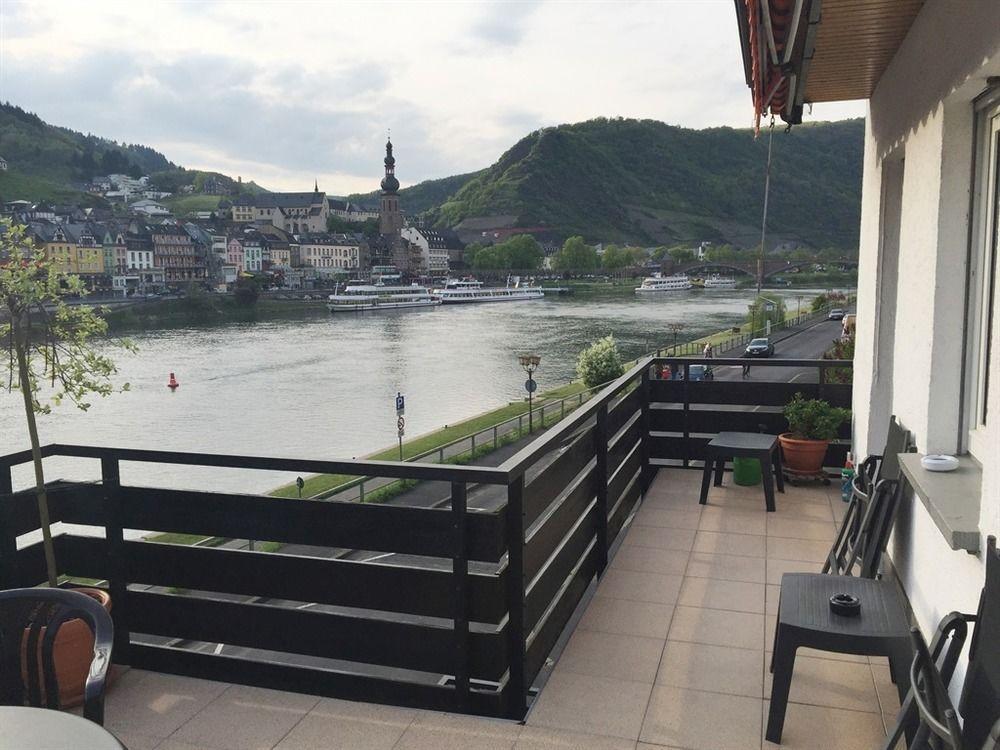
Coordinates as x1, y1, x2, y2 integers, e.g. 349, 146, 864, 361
395, 392, 405, 415
397, 416, 405, 431
524, 379, 537, 393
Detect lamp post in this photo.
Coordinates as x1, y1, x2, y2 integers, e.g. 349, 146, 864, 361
518, 354, 541, 434
667, 322, 685, 354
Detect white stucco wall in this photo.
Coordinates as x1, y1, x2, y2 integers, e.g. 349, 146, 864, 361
852, 0, 1000, 697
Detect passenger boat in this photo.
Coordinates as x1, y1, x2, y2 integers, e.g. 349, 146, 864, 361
702, 275, 738, 289
635, 274, 692, 293
432, 278, 545, 304
327, 284, 440, 312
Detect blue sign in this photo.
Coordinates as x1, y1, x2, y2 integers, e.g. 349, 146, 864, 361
525, 379, 537, 393
395, 392, 405, 415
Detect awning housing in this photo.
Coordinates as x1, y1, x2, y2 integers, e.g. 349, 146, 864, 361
734, 0, 925, 129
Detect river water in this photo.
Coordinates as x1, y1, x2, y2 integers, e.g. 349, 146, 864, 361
1, 286, 845, 496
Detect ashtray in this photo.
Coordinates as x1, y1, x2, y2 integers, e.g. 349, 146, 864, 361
921, 455, 960, 472
829, 593, 861, 617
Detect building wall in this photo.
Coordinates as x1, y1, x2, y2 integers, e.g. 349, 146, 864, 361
853, 0, 1000, 697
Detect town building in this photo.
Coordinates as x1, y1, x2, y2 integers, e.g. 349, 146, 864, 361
400, 226, 463, 275
298, 233, 362, 273
151, 223, 205, 283
327, 199, 379, 224
226, 237, 245, 273
129, 199, 171, 217
231, 195, 255, 223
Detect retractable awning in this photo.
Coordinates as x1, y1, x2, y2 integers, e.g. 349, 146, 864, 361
734, 0, 925, 129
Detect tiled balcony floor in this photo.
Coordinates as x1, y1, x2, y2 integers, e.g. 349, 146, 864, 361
99, 469, 901, 750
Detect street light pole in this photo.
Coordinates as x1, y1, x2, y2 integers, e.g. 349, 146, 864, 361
518, 354, 541, 434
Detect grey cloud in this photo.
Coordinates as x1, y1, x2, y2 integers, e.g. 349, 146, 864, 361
469, 0, 542, 48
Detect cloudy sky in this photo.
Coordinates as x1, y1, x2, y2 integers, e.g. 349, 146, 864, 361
1, 0, 863, 194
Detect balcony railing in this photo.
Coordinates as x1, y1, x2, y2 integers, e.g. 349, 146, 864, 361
0, 356, 850, 721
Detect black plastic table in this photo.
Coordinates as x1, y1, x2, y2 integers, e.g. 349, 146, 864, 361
698, 431, 784, 511
766, 573, 913, 744
0, 706, 123, 749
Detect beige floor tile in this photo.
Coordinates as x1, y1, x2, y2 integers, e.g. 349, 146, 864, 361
766, 517, 836, 541
766, 584, 781, 615
763, 655, 879, 713
698, 507, 767, 536
872, 663, 903, 722
110, 731, 162, 750
641, 493, 697, 511
526, 670, 652, 740
634, 506, 702, 530
762, 700, 886, 750
157, 741, 220, 750
656, 641, 763, 698
274, 713, 407, 750
677, 577, 766, 613
556, 630, 665, 684
104, 670, 230, 739
766, 557, 817, 585
667, 606, 764, 651
685, 552, 767, 583
515, 725, 637, 749
311, 697, 416, 725
410, 711, 521, 738
773, 499, 835, 522
641, 686, 762, 750
596, 568, 683, 605
622, 525, 696, 552
579, 595, 675, 639
393, 725, 516, 750
692, 531, 766, 558
610, 544, 689, 575
172, 684, 319, 750
767, 536, 832, 563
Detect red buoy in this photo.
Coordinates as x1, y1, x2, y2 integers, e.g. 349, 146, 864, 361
167, 372, 179, 389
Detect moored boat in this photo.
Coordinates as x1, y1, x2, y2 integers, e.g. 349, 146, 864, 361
327, 284, 440, 312
432, 278, 545, 304
635, 274, 692, 293
702, 274, 738, 289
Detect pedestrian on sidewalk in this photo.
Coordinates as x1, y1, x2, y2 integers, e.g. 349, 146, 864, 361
742, 353, 751, 378
703, 342, 713, 359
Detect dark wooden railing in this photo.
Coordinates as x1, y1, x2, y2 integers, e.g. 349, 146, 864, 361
0, 356, 850, 720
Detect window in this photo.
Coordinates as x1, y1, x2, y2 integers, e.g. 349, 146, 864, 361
966, 93, 1000, 456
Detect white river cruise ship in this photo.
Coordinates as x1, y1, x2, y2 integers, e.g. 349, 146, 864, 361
635, 274, 693, 293
327, 284, 441, 312
432, 278, 545, 304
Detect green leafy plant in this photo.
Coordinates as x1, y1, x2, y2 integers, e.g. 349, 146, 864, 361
1, 219, 135, 587
783, 392, 850, 441
576, 335, 624, 388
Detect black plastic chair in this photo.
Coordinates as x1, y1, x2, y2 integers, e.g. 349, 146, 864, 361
0, 588, 114, 725
959, 535, 1000, 749
905, 624, 967, 749
882, 613, 971, 750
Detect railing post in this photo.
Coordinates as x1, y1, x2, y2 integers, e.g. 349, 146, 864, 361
518, 414, 523, 435
359, 480, 365, 502
0, 462, 17, 590
102, 455, 130, 663
451, 481, 470, 712
471, 433, 476, 458
595, 403, 610, 574
640, 367, 653, 491
504, 474, 527, 719
494, 425, 499, 450
682, 363, 691, 469
561, 398, 565, 420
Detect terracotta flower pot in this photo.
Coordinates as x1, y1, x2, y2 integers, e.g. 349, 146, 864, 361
778, 433, 830, 475
21, 587, 112, 708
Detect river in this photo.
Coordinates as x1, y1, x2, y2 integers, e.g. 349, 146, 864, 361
1, 286, 847, 496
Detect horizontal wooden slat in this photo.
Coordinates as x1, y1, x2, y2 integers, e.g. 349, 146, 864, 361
649, 408, 851, 439
608, 443, 642, 508
524, 546, 597, 685
3, 482, 105, 536
116, 486, 504, 562
523, 427, 595, 529
607, 388, 641, 437
57, 535, 506, 623
608, 474, 641, 544
128, 643, 505, 718
524, 467, 595, 581
650, 380, 851, 408
524, 504, 598, 632
127, 590, 507, 681
607, 417, 642, 476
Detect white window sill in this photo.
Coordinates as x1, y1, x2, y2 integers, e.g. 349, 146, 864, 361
898, 453, 983, 553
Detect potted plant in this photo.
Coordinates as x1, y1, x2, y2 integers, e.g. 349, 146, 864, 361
779, 392, 851, 475
1, 220, 133, 706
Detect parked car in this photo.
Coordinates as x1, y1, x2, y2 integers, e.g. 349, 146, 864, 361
686, 364, 714, 381
745, 338, 775, 357
828, 308, 846, 320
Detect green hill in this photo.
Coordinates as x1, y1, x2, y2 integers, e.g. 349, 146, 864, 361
429, 117, 863, 249
346, 170, 484, 214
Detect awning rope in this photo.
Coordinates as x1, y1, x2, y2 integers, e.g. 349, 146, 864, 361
756, 116, 776, 295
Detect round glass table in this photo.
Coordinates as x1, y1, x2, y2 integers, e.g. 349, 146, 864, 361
0, 706, 123, 749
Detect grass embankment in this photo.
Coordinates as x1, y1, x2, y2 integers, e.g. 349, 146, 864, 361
270, 380, 588, 500
162, 194, 224, 215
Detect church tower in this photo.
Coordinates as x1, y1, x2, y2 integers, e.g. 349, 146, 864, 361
379, 138, 403, 236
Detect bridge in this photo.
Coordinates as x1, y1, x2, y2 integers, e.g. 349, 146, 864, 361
666, 257, 858, 281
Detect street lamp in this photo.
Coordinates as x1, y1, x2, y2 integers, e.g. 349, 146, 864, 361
519, 354, 541, 434
667, 322, 685, 354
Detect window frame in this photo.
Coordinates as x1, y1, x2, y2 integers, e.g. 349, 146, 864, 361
964, 90, 1000, 458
